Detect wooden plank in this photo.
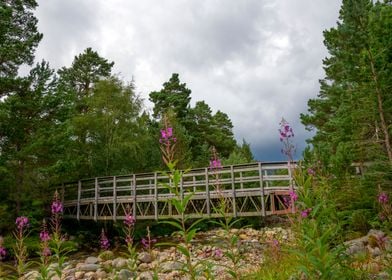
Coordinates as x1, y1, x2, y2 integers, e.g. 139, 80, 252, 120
205, 168, 210, 216
133, 174, 137, 218
258, 162, 266, 216
77, 180, 81, 221
231, 165, 237, 217
154, 172, 158, 220
94, 177, 98, 221
113, 176, 117, 221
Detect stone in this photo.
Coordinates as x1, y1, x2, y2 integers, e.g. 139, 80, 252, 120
95, 270, 107, 279
85, 256, 99, 264
118, 268, 135, 280
138, 262, 150, 271
113, 257, 128, 269
78, 263, 100, 272
23, 271, 40, 280
75, 271, 85, 279
138, 251, 152, 263
85, 271, 96, 278
160, 261, 183, 273
239, 233, 249, 240
98, 250, 115, 261
137, 271, 154, 280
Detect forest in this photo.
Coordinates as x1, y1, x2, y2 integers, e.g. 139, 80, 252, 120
0, 0, 392, 279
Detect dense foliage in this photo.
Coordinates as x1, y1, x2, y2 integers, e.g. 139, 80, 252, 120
0, 1, 251, 232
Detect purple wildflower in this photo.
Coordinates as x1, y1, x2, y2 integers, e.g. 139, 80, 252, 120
214, 248, 223, 258
124, 213, 136, 227
301, 208, 312, 218
141, 237, 157, 250
42, 246, 51, 257
378, 192, 389, 204
307, 168, 316, 176
100, 229, 110, 250
16, 216, 29, 230
125, 236, 133, 246
289, 191, 298, 202
210, 159, 222, 170
0, 247, 6, 260
39, 230, 51, 242
51, 200, 63, 214
283, 196, 291, 207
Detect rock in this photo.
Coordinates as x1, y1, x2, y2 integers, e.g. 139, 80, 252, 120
84, 271, 96, 278
368, 246, 382, 257
138, 262, 150, 271
160, 261, 183, 273
85, 256, 99, 264
239, 233, 249, 240
78, 263, 100, 272
95, 270, 107, 279
118, 268, 135, 280
75, 271, 85, 279
98, 250, 115, 261
138, 251, 152, 263
376, 272, 391, 280
113, 257, 128, 269
137, 271, 154, 280
23, 271, 40, 280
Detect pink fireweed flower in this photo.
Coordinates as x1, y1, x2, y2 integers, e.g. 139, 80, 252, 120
39, 230, 51, 242
307, 168, 316, 176
289, 191, 298, 202
210, 159, 222, 170
214, 248, 223, 258
378, 192, 389, 204
51, 200, 63, 214
301, 208, 312, 218
42, 246, 51, 257
15, 216, 29, 230
124, 213, 136, 227
125, 236, 133, 246
0, 246, 6, 260
100, 229, 110, 250
141, 237, 157, 249
160, 127, 176, 143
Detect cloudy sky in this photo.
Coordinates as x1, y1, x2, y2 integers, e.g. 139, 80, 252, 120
34, 0, 342, 161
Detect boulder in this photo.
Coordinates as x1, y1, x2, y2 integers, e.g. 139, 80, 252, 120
85, 256, 99, 264
138, 251, 152, 263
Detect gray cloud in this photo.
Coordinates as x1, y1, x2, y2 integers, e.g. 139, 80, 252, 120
35, 0, 342, 161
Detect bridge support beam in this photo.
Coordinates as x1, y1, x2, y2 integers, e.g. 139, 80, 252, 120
258, 162, 266, 217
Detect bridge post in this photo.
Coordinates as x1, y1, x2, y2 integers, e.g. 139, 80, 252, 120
154, 172, 158, 220
94, 178, 98, 222
288, 161, 295, 213
205, 168, 210, 216
230, 165, 237, 218
258, 162, 266, 216
77, 180, 81, 221
132, 174, 137, 218
113, 176, 117, 221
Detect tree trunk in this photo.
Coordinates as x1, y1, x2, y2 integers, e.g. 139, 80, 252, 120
367, 49, 392, 164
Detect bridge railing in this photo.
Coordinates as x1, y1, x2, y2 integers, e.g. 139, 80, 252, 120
60, 161, 296, 220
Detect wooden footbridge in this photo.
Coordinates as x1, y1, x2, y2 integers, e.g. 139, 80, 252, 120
60, 162, 296, 221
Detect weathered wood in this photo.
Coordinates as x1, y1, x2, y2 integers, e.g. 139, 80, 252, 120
205, 167, 210, 216
231, 165, 237, 217
132, 174, 137, 218
94, 178, 98, 221
113, 176, 117, 221
62, 162, 296, 221
258, 162, 266, 217
77, 180, 81, 221
154, 172, 158, 220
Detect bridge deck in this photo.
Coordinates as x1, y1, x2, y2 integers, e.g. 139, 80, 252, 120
60, 162, 296, 221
